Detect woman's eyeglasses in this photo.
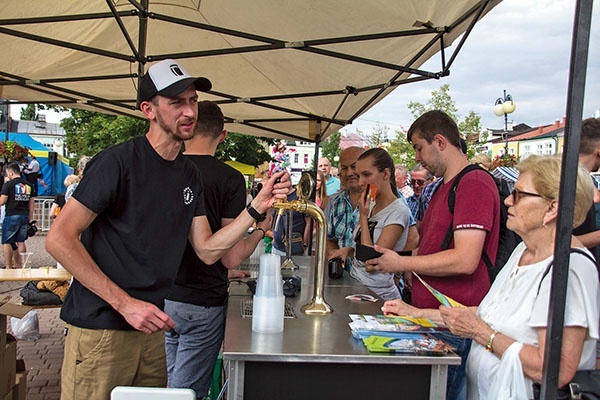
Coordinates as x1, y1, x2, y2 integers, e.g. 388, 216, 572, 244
511, 188, 542, 204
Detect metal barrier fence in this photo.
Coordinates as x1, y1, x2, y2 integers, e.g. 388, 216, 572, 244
33, 197, 56, 233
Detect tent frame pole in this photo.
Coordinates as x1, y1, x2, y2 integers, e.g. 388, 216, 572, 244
540, 1, 592, 398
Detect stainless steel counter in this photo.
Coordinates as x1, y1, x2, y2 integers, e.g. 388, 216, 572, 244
224, 256, 460, 400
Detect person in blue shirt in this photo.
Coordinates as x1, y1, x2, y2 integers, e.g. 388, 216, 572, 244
318, 157, 340, 195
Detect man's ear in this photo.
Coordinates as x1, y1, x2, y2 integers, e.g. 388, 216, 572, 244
139, 101, 155, 119
433, 134, 447, 151
219, 130, 228, 143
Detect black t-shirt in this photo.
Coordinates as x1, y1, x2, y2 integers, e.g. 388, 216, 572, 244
53, 193, 66, 208
573, 204, 599, 267
167, 155, 246, 306
1, 178, 32, 216
60, 135, 206, 330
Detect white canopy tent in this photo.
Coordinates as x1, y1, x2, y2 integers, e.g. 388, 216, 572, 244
0, 0, 501, 142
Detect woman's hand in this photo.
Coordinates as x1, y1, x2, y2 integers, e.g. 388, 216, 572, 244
328, 246, 353, 263
381, 298, 419, 317
439, 305, 485, 339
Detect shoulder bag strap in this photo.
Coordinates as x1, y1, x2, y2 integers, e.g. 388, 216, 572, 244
536, 248, 597, 296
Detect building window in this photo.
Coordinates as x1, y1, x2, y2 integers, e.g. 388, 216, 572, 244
304, 154, 309, 164
294, 153, 299, 163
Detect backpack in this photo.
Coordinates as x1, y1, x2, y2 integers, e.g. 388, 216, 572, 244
439, 164, 522, 282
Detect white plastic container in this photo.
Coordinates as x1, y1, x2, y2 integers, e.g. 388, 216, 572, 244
252, 295, 285, 334
252, 254, 285, 333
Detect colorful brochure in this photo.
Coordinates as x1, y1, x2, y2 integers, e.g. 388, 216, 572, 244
361, 333, 453, 355
412, 272, 466, 308
349, 314, 443, 338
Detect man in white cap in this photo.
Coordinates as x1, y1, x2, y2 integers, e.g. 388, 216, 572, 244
46, 59, 290, 400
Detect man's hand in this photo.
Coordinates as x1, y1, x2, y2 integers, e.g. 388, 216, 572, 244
365, 245, 406, 273
228, 269, 250, 279
118, 297, 176, 334
252, 171, 291, 213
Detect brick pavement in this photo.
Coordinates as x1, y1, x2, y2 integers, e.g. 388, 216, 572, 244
1, 234, 64, 400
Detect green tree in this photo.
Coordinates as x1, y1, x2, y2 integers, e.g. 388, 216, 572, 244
387, 129, 415, 168
320, 131, 341, 167
407, 84, 459, 121
215, 132, 274, 167
369, 123, 389, 147
20, 105, 37, 120
406, 84, 483, 156
61, 109, 147, 166
20, 104, 67, 120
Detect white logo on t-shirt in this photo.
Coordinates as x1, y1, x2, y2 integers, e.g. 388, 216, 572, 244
183, 187, 194, 205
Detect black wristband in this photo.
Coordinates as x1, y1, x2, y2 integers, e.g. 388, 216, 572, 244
246, 203, 267, 222
253, 227, 266, 239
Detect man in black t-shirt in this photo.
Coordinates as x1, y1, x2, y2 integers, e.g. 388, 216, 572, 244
45, 59, 290, 400
0, 162, 33, 268
165, 101, 271, 397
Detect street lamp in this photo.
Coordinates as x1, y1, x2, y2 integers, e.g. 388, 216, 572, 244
493, 90, 516, 157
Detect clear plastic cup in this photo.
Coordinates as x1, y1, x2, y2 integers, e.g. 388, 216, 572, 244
255, 254, 283, 297
252, 295, 285, 334
20, 252, 33, 271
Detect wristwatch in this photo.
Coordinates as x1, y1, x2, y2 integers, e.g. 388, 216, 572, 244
246, 203, 267, 222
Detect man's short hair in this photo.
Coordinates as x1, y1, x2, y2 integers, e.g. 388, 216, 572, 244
6, 162, 21, 175
196, 101, 224, 138
407, 110, 461, 149
411, 163, 433, 180
580, 117, 600, 155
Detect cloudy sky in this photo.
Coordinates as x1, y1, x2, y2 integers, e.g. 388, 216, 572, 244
341, 0, 600, 136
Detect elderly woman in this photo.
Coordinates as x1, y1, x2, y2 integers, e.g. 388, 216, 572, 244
436, 155, 599, 399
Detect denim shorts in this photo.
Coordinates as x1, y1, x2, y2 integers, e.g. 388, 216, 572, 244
1, 214, 29, 244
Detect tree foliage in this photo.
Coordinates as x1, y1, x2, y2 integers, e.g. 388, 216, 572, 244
369, 123, 390, 147
387, 130, 415, 168
215, 132, 274, 167
20, 104, 67, 121
406, 84, 483, 157
20, 105, 36, 120
320, 131, 341, 167
61, 109, 148, 165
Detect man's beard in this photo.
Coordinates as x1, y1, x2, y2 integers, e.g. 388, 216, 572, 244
156, 110, 195, 141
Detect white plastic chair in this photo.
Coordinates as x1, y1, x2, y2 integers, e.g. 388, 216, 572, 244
110, 386, 196, 400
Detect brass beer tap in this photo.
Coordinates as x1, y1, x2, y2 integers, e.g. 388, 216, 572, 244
273, 173, 333, 314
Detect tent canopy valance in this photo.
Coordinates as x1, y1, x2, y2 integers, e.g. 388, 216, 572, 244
0, 0, 501, 142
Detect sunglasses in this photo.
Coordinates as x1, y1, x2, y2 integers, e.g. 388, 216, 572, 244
511, 188, 542, 204
411, 179, 430, 187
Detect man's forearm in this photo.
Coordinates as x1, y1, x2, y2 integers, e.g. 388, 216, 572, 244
191, 209, 258, 265
46, 234, 131, 312
221, 229, 264, 269
388, 248, 480, 276
576, 231, 600, 249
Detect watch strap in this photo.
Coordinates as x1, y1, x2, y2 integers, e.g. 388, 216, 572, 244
246, 203, 267, 222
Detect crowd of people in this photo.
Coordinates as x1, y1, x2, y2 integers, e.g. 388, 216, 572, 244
35, 56, 600, 400
0, 152, 44, 268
